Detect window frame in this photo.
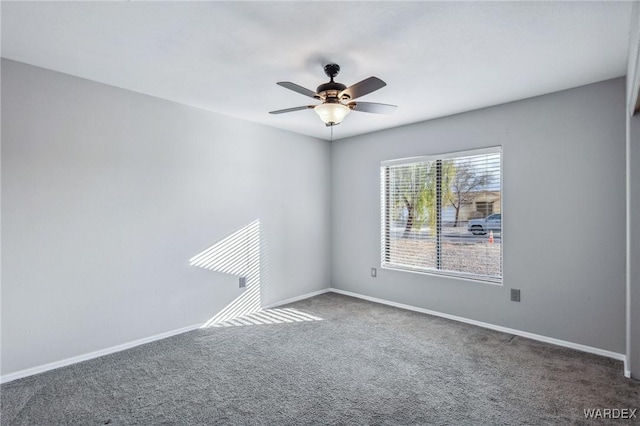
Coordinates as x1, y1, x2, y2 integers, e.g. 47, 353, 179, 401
380, 146, 503, 284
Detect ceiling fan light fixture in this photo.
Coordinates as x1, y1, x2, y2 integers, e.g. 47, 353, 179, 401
314, 103, 350, 126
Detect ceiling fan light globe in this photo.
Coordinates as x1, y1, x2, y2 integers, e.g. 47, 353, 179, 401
314, 103, 350, 125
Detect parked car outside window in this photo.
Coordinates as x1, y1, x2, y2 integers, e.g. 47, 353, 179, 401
467, 213, 501, 235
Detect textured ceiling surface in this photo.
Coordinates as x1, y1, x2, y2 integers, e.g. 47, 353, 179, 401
1, 1, 634, 141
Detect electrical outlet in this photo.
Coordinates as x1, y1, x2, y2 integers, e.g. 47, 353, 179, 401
371, 268, 377, 278
239, 277, 247, 288
510, 289, 521, 302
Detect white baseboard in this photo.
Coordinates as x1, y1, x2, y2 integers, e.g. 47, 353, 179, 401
263, 288, 331, 309
329, 288, 627, 364
0, 323, 202, 385
1, 288, 332, 384
2, 286, 629, 383
624, 358, 630, 378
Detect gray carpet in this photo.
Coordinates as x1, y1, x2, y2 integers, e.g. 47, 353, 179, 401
2, 293, 639, 425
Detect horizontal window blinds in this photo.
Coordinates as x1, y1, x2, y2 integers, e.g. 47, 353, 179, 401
381, 148, 502, 283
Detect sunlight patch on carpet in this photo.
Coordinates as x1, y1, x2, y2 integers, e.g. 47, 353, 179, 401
206, 308, 323, 328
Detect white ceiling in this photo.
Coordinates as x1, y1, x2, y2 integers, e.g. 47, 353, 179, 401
1, 1, 634, 141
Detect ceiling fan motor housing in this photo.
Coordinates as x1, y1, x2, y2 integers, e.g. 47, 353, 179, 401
316, 81, 347, 99
318, 63, 349, 100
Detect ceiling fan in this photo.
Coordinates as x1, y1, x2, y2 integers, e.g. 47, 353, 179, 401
269, 63, 397, 126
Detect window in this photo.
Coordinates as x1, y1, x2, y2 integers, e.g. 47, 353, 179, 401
475, 201, 494, 217
381, 147, 502, 283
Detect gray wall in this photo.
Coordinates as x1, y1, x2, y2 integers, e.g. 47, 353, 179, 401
331, 78, 627, 354
1, 59, 331, 376
627, 0, 640, 379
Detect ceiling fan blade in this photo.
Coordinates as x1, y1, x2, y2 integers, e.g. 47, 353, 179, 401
276, 82, 320, 99
269, 105, 315, 114
348, 102, 397, 114
340, 77, 386, 100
